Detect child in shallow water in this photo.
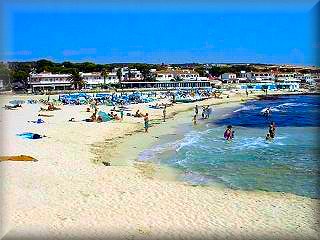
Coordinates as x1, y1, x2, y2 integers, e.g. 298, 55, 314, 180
192, 115, 197, 125
265, 133, 272, 141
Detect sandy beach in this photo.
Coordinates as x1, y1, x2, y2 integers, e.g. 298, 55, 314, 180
1, 91, 319, 240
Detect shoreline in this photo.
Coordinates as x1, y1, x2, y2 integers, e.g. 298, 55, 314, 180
1, 90, 319, 239
97, 92, 320, 200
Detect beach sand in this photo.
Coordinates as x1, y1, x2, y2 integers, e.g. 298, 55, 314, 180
1, 91, 319, 240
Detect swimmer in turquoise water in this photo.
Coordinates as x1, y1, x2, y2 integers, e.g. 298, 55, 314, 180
224, 125, 234, 140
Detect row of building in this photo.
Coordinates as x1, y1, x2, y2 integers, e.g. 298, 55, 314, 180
27, 67, 319, 93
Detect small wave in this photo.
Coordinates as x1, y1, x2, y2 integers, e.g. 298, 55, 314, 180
276, 102, 311, 108
232, 137, 270, 150
182, 171, 211, 185
138, 144, 167, 161
233, 105, 259, 113
260, 107, 281, 113
174, 131, 202, 152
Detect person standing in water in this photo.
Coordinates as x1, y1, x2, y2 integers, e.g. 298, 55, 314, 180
269, 122, 276, 138
144, 113, 149, 133
224, 125, 234, 141
265, 133, 272, 141
195, 105, 199, 116
163, 105, 167, 122
192, 115, 197, 125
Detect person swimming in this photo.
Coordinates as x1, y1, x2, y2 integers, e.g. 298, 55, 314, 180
263, 107, 272, 117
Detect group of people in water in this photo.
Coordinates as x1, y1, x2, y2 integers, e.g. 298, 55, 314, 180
222, 122, 276, 142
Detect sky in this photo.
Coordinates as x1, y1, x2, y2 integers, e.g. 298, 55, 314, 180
0, 0, 319, 65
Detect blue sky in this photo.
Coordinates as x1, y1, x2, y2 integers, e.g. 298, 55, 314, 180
1, 0, 319, 65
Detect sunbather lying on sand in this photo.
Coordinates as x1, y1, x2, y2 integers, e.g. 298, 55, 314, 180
134, 109, 143, 117
40, 103, 61, 111
4, 104, 22, 110
84, 113, 97, 122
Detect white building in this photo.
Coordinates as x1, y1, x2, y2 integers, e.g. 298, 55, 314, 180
176, 69, 200, 80
276, 73, 301, 91
220, 73, 237, 83
245, 72, 275, 82
155, 70, 176, 81
81, 72, 104, 88
295, 73, 317, 85
28, 72, 72, 92
155, 69, 200, 81
105, 72, 119, 84
0, 79, 4, 90
120, 67, 143, 81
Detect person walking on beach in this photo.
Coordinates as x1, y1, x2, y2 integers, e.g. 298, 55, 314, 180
163, 105, 167, 122
195, 105, 199, 116
120, 109, 124, 120
246, 89, 249, 97
144, 113, 149, 133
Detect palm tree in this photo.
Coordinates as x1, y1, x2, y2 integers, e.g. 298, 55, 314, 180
68, 71, 84, 90
116, 68, 123, 92
101, 68, 108, 88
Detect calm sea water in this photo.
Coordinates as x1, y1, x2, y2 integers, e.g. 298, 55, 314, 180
138, 95, 320, 199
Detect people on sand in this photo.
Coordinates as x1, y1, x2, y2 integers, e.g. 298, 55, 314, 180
96, 116, 103, 123
120, 110, 124, 120
195, 105, 199, 116
85, 113, 97, 122
144, 113, 149, 132
40, 103, 60, 111
135, 109, 143, 117
224, 125, 234, 141
269, 122, 276, 138
32, 133, 46, 139
114, 114, 120, 121
163, 105, 167, 122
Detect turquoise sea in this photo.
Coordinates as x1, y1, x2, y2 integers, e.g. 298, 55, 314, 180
138, 95, 320, 199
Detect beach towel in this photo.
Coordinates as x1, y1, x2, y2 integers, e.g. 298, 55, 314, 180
98, 111, 112, 122
0, 155, 37, 162
17, 132, 43, 139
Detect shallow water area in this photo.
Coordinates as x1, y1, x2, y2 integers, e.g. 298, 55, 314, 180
138, 95, 320, 199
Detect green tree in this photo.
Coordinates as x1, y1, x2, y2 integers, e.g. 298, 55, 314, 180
68, 71, 85, 90
116, 68, 123, 91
